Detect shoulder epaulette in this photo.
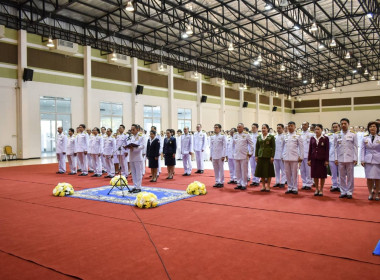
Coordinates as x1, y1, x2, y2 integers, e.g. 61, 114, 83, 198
350, 130, 356, 133
327, 133, 333, 136
138, 132, 143, 136
243, 131, 248, 134
335, 131, 340, 134
364, 133, 369, 137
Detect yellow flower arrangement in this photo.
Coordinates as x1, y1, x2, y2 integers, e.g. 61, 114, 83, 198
186, 181, 207, 195
52, 183, 74, 197
134, 192, 159, 209
110, 175, 128, 186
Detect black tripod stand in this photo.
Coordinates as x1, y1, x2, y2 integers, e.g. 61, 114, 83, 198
107, 167, 131, 197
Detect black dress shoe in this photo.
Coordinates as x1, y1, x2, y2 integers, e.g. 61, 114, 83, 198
182, 173, 187, 176
130, 188, 141, 193
218, 184, 224, 188
301, 186, 307, 190
227, 180, 234, 184
79, 173, 88, 176
68, 172, 76, 175
347, 195, 353, 199
285, 181, 287, 185
195, 170, 201, 174
292, 190, 298, 195
200, 170, 204, 174
279, 184, 285, 188
339, 194, 347, 198
240, 186, 247, 190
102, 170, 107, 174
330, 187, 340, 192
234, 185, 242, 190
88, 170, 94, 173
253, 182, 260, 186
250, 182, 256, 186
273, 184, 280, 188
305, 186, 312, 190
213, 184, 219, 188
77, 169, 82, 172
91, 174, 97, 177
285, 190, 292, 194
104, 175, 111, 178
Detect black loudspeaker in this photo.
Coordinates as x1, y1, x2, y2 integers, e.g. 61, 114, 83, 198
136, 85, 144, 95
243, 101, 248, 108
272, 106, 278, 112
23, 68, 34, 82
292, 109, 296, 114
201, 95, 207, 103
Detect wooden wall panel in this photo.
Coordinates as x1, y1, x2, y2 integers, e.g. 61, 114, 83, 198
354, 96, 380, 105
0, 43, 17, 64
225, 88, 240, 100
259, 95, 270, 105
322, 98, 351, 106
174, 77, 197, 93
92, 61, 131, 82
294, 99, 319, 108
202, 83, 220, 97
273, 98, 282, 106
285, 100, 292, 108
244, 91, 256, 102
138, 70, 168, 88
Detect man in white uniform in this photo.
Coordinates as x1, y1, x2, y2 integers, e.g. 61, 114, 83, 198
176, 130, 182, 160
193, 124, 207, 174
86, 128, 94, 173
233, 123, 254, 190
181, 127, 194, 176
66, 128, 77, 175
357, 126, 365, 165
300, 122, 314, 190
76, 124, 89, 176
274, 124, 286, 188
101, 127, 107, 174
227, 128, 237, 184
328, 122, 340, 192
210, 124, 227, 188
249, 123, 260, 186
128, 124, 146, 191
103, 128, 116, 178
116, 125, 129, 177
56, 126, 67, 174
282, 121, 304, 194
89, 127, 104, 177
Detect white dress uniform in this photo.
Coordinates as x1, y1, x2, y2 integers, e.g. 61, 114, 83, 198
87, 134, 94, 172
249, 132, 260, 184
181, 133, 194, 175
56, 132, 67, 173
116, 133, 129, 176
328, 132, 340, 190
300, 130, 313, 188
193, 131, 207, 171
75, 132, 89, 175
128, 132, 146, 189
101, 133, 107, 172
176, 135, 182, 160
141, 133, 148, 176
156, 134, 164, 175
89, 134, 104, 176
210, 133, 227, 185
233, 131, 254, 188
334, 130, 358, 196
103, 135, 116, 177
203, 135, 210, 161
226, 136, 236, 182
357, 131, 364, 164
282, 132, 304, 192
274, 133, 286, 185
361, 134, 380, 179
66, 135, 77, 174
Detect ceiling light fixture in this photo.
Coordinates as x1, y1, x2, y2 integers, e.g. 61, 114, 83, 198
345, 51, 351, 59
332, 86, 336, 92
352, 69, 357, 74
357, 61, 362, 68
275, 92, 279, 97
297, 71, 302, 79
330, 37, 337, 47
228, 39, 234, 51
321, 83, 326, 89
47, 35, 54, 48
264, 3, 273, 11
125, 1, 134, 12
318, 43, 325, 50
370, 75, 376, 81
287, 95, 291, 100
298, 97, 302, 102
181, 32, 189, 39
294, 24, 300, 30
310, 20, 318, 32
311, 76, 315, 84
185, 22, 193, 35
367, 13, 373, 18
111, 50, 117, 61
253, 60, 260, 66
257, 53, 263, 62
279, 0, 289, 7
364, 68, 369, 75
377, 80, 380, 86
280, 64, 286, 71
303, 79, 308, 84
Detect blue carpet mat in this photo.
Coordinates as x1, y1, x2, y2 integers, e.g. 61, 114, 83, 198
69, 185, 194, 206
373, 240, 380, 256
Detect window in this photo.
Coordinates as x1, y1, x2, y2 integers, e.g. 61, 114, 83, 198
100, 102, 123, 132
177, 108, 192, 130
144, 105, 161, 132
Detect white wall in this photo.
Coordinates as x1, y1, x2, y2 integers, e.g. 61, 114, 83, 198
0, 78, 17, 153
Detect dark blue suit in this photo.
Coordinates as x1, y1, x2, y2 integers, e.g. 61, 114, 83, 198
163, 137, 177, 166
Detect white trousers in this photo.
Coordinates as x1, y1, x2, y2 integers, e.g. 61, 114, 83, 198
104, 155, 115, 177
234, 159, 248, 187
131, 161, 143, 189
249, 156, 260, 183
195, 151, 204, 171
87, 154, 93, 171
182, 153, 192, 174
339, 162, 355, 195
90, 154, 102, 175
274, 159, 286, 184
67, 154, 77, 173
284, 161, 299, 191
300, 158, 312, 187
101, 155, 106, 171
329, 161, 340, 188
212, 158, 225, 184
228, 158, 236, 180
56, 153, 66, 172
77, 152, 88, 174
117, 154, 129, 176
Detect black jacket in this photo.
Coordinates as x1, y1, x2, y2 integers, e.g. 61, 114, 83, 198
147, 137, 160, 158
163, 137, 176, 155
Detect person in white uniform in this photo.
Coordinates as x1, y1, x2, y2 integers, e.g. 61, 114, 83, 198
233, 123, 254, 190
249, 123, 260, 186
282, 121, 304, 194
273, 124, 286, 188
116, 125, 129, 177
193, 124, 207, 174
66, 128, 77, 175
76, 124, 89, 176
86, 128, 94, 173
103, 128, 116, 178
176, 130, 182, 160
127, 124, 146, 191
357, 126, 365, 165
300, 122, 314, 190
100, 127, 107, 174
210, 124, 227, 188
227, 128, 237, 184
181, 127, 194, 176
56, 126, 67, 174
151, 126, 163, 176
335, 118, 358, 199
328, 122, 341, 192
89, 127, 104, 177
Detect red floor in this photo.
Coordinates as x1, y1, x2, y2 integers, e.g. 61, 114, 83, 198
0, 163, 380, 279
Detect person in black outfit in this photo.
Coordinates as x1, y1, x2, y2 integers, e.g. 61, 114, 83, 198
147, 130, 160, 182
163, 129, 177, 179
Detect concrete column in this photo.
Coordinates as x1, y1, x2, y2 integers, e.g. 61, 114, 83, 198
131, 57, 138, 124
255, 89, 260, 124
238, 89, 244, 123
83, 46, 91, 126
16, 29, 27, 158
196, 74, 202, 127
168, 65, 174, 128
220, 83, 225, 127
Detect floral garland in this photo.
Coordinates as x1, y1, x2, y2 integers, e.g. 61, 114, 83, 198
186, 181, 207, 195
53, 183, 74, 197
110, 175, 128, 186
134, 192, 158, 209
